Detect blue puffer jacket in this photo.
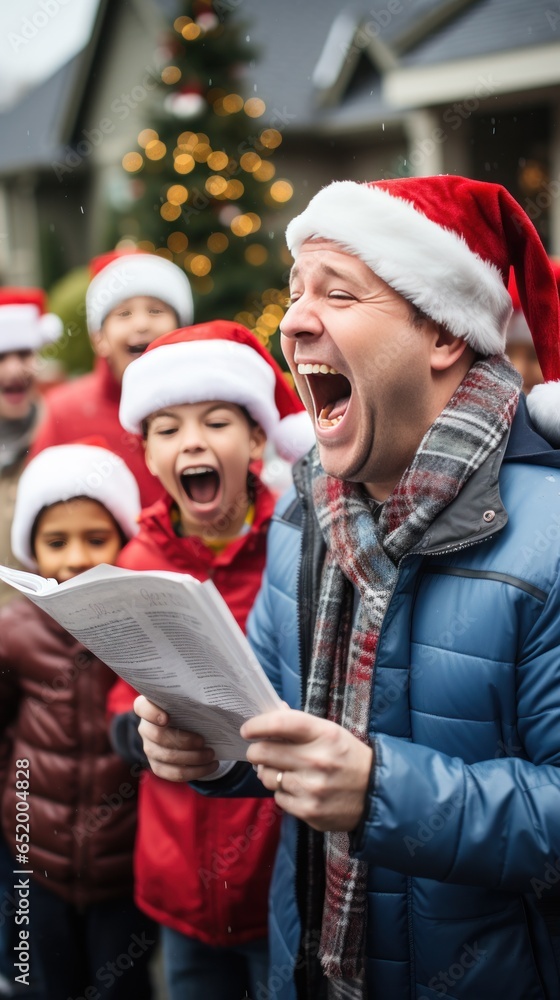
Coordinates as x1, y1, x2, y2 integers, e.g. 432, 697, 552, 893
201, 399, 560, 999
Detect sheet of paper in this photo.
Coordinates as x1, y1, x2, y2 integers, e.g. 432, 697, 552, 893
0, 563, 281, 760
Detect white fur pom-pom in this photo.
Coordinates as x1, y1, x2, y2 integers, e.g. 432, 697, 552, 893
273, 410, 315, 463
39, 313, 63, 344
526, 381, 560, 447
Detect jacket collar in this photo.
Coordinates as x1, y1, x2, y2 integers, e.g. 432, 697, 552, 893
502, 393, 560, 468
138, 475, 276, 563
293, 395, 560, 558
96, 357, 122, 403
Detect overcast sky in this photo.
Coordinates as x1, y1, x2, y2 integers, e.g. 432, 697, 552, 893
0, 0, 99, 108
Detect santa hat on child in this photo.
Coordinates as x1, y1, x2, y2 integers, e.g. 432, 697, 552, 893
119, 320, 315, 463
85, 248, 194, 334
11, 441, 141, 570
0, 288, 62, 352
286, 175, 560, 444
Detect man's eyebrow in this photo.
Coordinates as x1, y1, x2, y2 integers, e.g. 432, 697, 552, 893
289, 261, 364, 286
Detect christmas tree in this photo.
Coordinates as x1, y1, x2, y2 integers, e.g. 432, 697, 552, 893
114, 0, 295, 366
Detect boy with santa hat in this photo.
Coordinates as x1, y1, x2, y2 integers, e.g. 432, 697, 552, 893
0, 287, 62, 607
108, 319, 313, 1000
29, 250, 193, 507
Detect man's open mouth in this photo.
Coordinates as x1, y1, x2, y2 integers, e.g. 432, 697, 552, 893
297, 364, 352, 427
180, 466, 220, 504
0, 381, 29, 397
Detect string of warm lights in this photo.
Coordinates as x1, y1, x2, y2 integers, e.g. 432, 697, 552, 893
117, 1, 295, 352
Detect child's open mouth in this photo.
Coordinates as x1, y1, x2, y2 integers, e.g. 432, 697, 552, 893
297, 364, 352, 428
180, 466, 220, 504
126, 343, 149, 356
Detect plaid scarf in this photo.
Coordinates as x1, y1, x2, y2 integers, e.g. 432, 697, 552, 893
303, 355, 521, 995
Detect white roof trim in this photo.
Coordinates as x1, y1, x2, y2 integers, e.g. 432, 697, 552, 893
312, 10, 397, 108
384, 42, 560, 108
312, 11, 362, 92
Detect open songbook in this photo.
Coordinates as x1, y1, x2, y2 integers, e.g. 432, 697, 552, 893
0, 563, 281, 760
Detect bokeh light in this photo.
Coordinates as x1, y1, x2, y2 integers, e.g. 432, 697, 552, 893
205, 175, 228, 196
160, 203, 182, 221
207, 232, 229, 253
260, 128, 282, 149
161, 66, 182, 85
253, 161, 275, 182
167, 184, 189, 205
244, 98, 266, 118
182, 23, 201, 40
222, 93, 244, 114
207, 151, 229, 170
138, 129, 158, 148
174, 154, 196, 174
145, 140, 167, 160
190, 255, 212, 276
122, 152, 143, 172
167, 232, 189, 253
270, 180, 293, 202
244, 244, 269, 265
240, 152, 262, 173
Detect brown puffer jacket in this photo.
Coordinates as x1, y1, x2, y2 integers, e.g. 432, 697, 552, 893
0, 598, 139, 906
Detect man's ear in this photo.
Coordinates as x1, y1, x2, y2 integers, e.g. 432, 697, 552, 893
430, 325, 475, 372
249, 424, 267, 462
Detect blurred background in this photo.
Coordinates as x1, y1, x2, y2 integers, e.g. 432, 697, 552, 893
0, 0, 559, 380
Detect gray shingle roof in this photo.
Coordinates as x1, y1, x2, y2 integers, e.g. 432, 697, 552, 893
0, 0, 557, 171
401, 0, 559, 65
0, 55, 83, 173
242, 0, 559, 129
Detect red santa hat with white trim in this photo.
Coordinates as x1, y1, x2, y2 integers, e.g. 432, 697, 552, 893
85, 248, 194, 334
0, 288, 62, 352
286, 175, 560, 445
507, 260, 560, 346
11, 440, 141, 570
119, 320, 315, 463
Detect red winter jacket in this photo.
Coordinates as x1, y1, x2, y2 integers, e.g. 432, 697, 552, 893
0, 599, 139, 906
29, 358, 162, 507
107, 482, 281, 946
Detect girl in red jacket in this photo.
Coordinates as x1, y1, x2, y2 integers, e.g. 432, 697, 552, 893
108, 321, 314, 1000
0, 443, 155, 1000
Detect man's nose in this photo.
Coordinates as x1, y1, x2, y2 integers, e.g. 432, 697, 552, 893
280, 296, 324, 339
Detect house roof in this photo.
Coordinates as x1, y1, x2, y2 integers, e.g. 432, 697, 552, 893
0, 55, 85, 173
242, 0, 560, 130
0, 0, 172, 176
0, 0, 558, 172
400, 0, 558, 66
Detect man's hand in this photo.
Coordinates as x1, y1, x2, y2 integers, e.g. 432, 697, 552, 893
241, 709, 374, 832
134, 695, 219, 781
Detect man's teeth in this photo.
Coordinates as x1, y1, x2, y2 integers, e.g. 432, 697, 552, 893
319, 408, 343, 427
297, 364, 339, 375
